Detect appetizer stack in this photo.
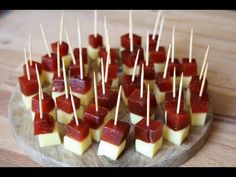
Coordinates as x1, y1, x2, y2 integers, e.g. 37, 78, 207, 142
18, 10, 211, 160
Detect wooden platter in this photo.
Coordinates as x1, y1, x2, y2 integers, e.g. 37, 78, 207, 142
8, 83, 213, 167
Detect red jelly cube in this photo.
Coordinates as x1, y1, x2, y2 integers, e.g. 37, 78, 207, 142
155, 72, 172, 92
167, 110, 190, 131
83, 103, 109, 129
89, 34, 103, 48
70, 76, 91, 94
102, 119, 130, 146
149, 46, 166, 63
68, 63, 85, 78
99, 48, 117, 64
189, 75, 208, 93
120, 33, 142, 49
73, 48, 88, 64
182, 58, 197, 76
41, 53, 58, 72
167, 58, 182, 76
66, 119, 89, 142
149, 34, 158, 52
52, 73, 64, 92
99, 63, 119, 81
135, 118, 163, 143
164, 91, 184, 112
121, 47, 144, 68
56, 94, 81, 114
190, 92, 209, 113
97, 88, 118, 111
121, 75, 140, 97
34, 112, 55, 135
32, 92, 55, 113
51, 41, 69, 57
139, 61, 155, 80
23, 61, 42, 78
18, 75, 38, 96
128, 89, 157, 116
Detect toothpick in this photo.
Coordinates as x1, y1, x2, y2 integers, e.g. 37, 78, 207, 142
129, 10, 133, 53
62, 59, 68, 99
105, 26, 111, 64
164, 111, 167, 125
171, 25, 175, 63
140, 64, 144, 98
131, 49, 140, 82
105, 53, 109, 83
59, 10, 64, 45
152, 10, 161, 40
199, 45, 210, 80
94, 10, 97, 37
176, 73, 183, 114
77, 20, 83, 80
57, 42, 60, 78
163, 43, 171, 79
35, 64, 44, 100
70, 87, 79, 126
114, 86, 122, 126
145, 30, 149, 66
173, 67, 176, 98
40, 23, 51, 57
146, 84, 150, 127
28, 34, 32, 66
38, 85, 43, 119
101, 58, 105, 95
65, 28, 76, 65
93, 71, 98, 112
24, 47, 30, 80
189, 28, 193, 63
155, 16, 164, 52
199, 63, 208, 97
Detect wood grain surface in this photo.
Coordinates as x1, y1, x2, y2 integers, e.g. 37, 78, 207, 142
0, 10, 236, 167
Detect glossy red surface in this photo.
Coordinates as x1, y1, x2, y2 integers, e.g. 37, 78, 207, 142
70, 76, 91, 94
52, 74, 64, 92
148, 34, 158, 52
98, 48, 117, 64
189, 75, 208, 94
89, 34, 103, 48
155, 72, 172, 92
97, 87, 118, 111
167, 58, 182, 76
149, 46, 166, 63
121, 47, 144, 68
23, 61, 42, 78
164, 91, 184, 112
68, 63, 85, 78
32, 92, 55, 113
56, 94, 81, 114
190, 92, 209, 113
41, 53, 58, 72
120, 33, 142, 49
99, 63, 119, 81
167, 110, 190, 131
34, 113, 55, 135
139, 61, 155, 80
182, 58, 197, 76
18, 75, 38, 96
73, 48, 88, 64
51, 41, 69, 57
121, 75, 140, 97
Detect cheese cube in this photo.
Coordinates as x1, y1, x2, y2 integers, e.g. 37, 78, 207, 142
130, 112, 155, 125
32, 108, 56, 121
153, 84, 165, 104
42, 70, 54, 84
88, 45, 99, 60
52, 91, 65, 103
38, 124, 61, 147
183, 76, 192, 89
144, 80, 155, 92
121, 89, 128, 106
72, 88, 93, 106
61, 55, 72, 69
171, 76, 181, 87
122, 64, 140, 75
154, 63, 165, 73
64, 134, 92, 156
107, 107, 116, 120
21, 93, 37, 110
97, 140, 126, 160
135, 137, 163, 158
163, 125, 189, 145
186, 88, 191, 106
190, 108, 207, 126
57, 106, 84, 125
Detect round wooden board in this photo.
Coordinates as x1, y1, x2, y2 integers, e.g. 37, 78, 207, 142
8, 84, 213, 167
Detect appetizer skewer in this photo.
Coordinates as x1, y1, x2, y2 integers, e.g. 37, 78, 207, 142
149, 11, 161, 51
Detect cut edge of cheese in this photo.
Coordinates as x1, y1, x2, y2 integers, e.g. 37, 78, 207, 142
21, 93, 37, 110
183, 76, 192, 89
107, 107, 116, 121
144, 79, 155, 91
154, 63, 165, 73
42, 70, 54, 84
61, 55, 72, 69
135, 137, 163, 158
32, 108, 56, 121
171, 76, 180, 87
64, 134, 92, 156
121, 89, 128, 106
122, 64, 140, 75
97, 140, 126, 160
87, 45, 99, 60
130, 112, 155, 125
57, 106, 84, 125
190, 107, 207, 126
186, 88, 190, 106
153, 84, 165, 104
72, 88, 93, 106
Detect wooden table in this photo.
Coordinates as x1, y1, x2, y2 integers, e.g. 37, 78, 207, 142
0, 10, 236, 167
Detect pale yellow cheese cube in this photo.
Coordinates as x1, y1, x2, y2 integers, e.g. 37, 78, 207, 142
121, 89, 128, 106
183, 76, 192, 89
186, 88, 191, 106
52, 90, 65, 104
21, 93, 37, 110
88, 45, 99, 60
171, 76, 181, 87
190, 107, 207, 126
107, 107, 116, 120
64, 134, 92, 156
153, 83, 165, 104
42, 70, 54, 84
72, 88, 93, 106
122, 64, 140, 76
135, 137, 163, 158
57, 106, 84, 125
97, 140, 126, 160
154, 63, 165, 73
130, 112, 155, 125
61, 55, 72, 69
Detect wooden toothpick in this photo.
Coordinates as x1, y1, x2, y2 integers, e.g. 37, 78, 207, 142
101, 58, 105, 95
24, 47, 30, 80
199, 45, 210, 80
163, 43, 171, 79
70, 87, 79, 126
173, 67, 176, 98
57, 42, 61, 78
59, 10, 64, 45
129, 10, 133, 53
176, 73, 183, 114
40, 23, 51, 57
114, 86, 122, 126
105, 53, 109, 83
140, 64, 144, 98
145, 30, 149, 66
152, 10, 161, 40
199, 63, 208, 97
65, 28, 76, 65
77, 20, 83, 80
94, 10, 97, 37
35, 64, 44, 100
93, 71, 98, 112
146, 84, 150, 127
164, 110, 167, 125
38, 85, 43, 119
131, 49, 140, 82
155, 16, 164, 52
28, 34, 32, 66
171, 25, 175, 63
189, 28, 193, 63
62, 59, 68, 99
